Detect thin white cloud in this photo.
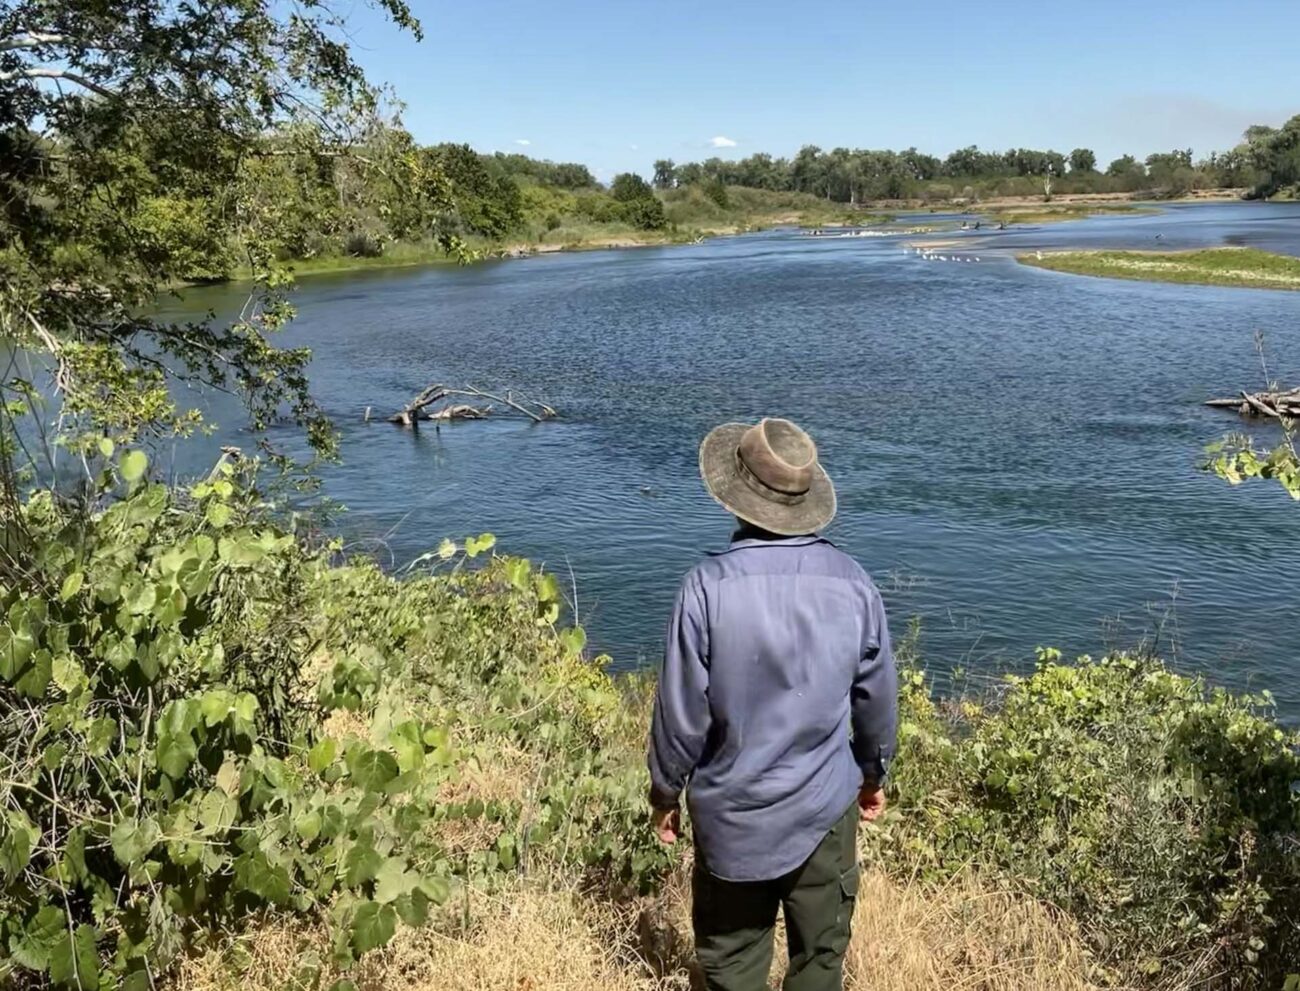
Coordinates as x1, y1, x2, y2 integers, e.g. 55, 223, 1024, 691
710, 135, 738, 148
630, 143, 639, 150
515, 138, 531, 146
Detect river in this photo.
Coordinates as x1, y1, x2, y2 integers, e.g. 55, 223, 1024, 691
166, 201, 1300, 716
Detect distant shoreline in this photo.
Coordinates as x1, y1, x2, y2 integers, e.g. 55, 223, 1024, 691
201, 191, 1262, 285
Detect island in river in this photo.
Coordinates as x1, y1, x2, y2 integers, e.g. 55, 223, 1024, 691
1019, 246, 1300, 290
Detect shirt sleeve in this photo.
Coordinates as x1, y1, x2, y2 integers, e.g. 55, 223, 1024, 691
852, 584, 898, 788
647, 572, 711, 810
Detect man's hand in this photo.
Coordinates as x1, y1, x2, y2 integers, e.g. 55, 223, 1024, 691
858, 784, 886, 822
652, 806, 681, 845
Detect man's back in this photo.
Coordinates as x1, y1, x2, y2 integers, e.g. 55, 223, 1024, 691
649, 532, 895, 882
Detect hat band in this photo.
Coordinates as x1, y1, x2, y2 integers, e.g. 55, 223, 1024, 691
735, 449, 809, 506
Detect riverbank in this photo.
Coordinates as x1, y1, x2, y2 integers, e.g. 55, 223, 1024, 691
208, 191, 1249, 285
6, 456, 1299, 991
1019, 246, 1300, 290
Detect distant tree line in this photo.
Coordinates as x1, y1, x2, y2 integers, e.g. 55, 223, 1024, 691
18, 102, 1297, 286
650, 116, 1300, 203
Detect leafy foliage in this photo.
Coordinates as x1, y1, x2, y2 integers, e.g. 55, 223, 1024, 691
0, 0, 451, 460
0, 457, 669, 987
428, 144, 525, 239
873, 650, 1300, 985
1243, 114, 1300, 199
0, 457, 453, 986
1208, 433, 1300, 500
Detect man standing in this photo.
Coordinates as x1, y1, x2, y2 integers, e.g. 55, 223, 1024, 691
648, 417, 898, 991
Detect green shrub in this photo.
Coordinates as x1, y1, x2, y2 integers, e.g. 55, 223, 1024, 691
875, 649, 1300, 985
0, 456, 669, 988
702, 178, 729, 209
619, 196, 668, 231
0, 457, 459, 987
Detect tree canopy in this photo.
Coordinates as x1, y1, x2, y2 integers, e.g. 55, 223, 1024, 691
0, 0, 445, 466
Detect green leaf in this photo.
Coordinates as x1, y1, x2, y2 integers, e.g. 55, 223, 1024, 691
234, 851, 292, 905
344, 843, 383, 886
60, 571, 84, 602
14, 647, 52, 697
559, 626, 587, 655
534, 572, 560, 604
1, 811, 37, 881
436, 539, 457, 560
120, 971, 152, 991
350, 901, 398, 955
104, 634, 135, 671
48, 923, 99, 989
97, 436, 115, 459
206, 501, 233, 528
308, 737, 338, 774
199, 689, 234, 726
394, 889, 430, 927
197, 789, 239, 834
374, 857, 416, 903
125, 580, 157, 616
295, 809, 322, 843
215, 759, 242, 797
119, 450, 148, 483
110, 817, 160, 866
347, 748, 398, 791
0, 625, 36, 682
464, 532, 496, 558
504, 557, 531, 590
12, 905, 65, 970
157, 729, 198, 779
418, 875, 452, 905
218, 534, 267, 568
52, 656, 84, 693
388, 720, 424, 773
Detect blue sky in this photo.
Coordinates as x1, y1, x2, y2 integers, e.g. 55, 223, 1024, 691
344, 0, 1298, 180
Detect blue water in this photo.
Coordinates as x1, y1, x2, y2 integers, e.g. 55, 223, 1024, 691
163, 202, 1300, 715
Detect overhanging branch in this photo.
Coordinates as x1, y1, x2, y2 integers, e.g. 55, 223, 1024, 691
0, 32, 66, 52
0, 67, 114, 98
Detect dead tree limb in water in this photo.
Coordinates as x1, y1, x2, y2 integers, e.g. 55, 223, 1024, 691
1205, 388, 1300, 420
386, 384, 558, 428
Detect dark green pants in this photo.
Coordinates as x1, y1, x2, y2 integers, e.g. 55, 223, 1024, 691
692, 802, 859, 991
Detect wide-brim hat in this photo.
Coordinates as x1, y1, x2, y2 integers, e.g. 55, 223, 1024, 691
699, 418, 836, 536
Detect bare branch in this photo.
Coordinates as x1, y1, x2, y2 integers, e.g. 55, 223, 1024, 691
0, 67, 114, 98
0, 32, 66, 52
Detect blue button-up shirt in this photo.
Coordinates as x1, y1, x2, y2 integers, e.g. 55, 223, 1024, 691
648, 533, 897, 882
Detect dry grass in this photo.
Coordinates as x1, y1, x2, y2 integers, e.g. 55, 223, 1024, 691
645, 863, 1100, 991
175, 882, 679, 991
174, 866, 1104, 991
844, 871, 1097, 991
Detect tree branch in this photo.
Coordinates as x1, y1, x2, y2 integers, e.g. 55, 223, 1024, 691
0, 67, 114, 98
0, 32, 66, 52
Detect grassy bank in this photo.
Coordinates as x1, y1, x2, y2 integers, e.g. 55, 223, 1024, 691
3, 460, 1297, 990
1020, 246, 1300, 290
209, 187, 881, 283
978, 203, 1157, 225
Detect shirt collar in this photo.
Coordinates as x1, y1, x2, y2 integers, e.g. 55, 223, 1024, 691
709, 531, 829, 556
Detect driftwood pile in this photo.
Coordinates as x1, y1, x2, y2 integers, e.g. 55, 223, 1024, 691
1205, 388, 1300, 420
373, 384, 558, 429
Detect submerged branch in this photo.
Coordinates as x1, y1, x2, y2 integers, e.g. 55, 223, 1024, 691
385, 383, 557, 428
1205, 387, 1300, 420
